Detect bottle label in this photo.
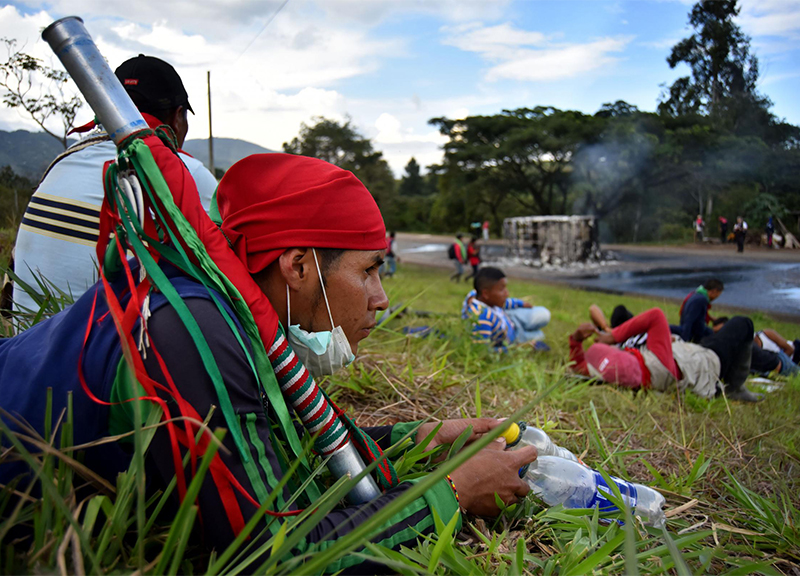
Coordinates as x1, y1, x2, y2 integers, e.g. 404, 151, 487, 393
588, 472, 638, 513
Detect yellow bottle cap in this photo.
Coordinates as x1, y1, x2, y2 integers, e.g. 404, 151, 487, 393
500, 422, 520, 445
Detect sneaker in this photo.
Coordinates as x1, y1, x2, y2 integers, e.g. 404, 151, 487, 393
532, 341, 551, 352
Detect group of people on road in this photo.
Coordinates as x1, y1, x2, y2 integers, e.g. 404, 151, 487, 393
717, 215, 781, 253
448, 233, 482, 282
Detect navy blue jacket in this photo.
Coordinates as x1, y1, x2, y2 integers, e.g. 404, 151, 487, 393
674, 291, 713, 343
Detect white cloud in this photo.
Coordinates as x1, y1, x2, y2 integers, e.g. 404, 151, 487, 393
740, 0, 800, 40
442, 22, 632, 82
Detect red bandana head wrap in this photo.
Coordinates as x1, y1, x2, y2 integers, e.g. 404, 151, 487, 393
217, 154, 386, 273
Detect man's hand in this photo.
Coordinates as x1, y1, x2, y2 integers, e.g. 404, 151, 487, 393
450, 443, 538, 516
522, 302, 533, 309
595, 330, 616, 345
416, 418, 504, 452
573, 322, 599, 342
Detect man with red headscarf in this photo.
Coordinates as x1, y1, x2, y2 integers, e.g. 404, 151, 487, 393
1, 152, 537, 572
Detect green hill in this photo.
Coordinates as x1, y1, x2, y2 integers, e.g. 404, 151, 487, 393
0, 130, 274, 181
0, 130, 75, 182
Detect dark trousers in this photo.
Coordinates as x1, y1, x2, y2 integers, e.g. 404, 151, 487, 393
735, 233, 745, 252
700, 316, 753, 392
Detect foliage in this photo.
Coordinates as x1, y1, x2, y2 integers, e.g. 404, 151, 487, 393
0, 165, 33, 228
0, 38, 83, 149
282, 116, 396, 211
399, 157, 425, 197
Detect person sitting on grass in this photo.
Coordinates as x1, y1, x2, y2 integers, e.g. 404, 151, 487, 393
0, 152, 538, 573
461, 267, 551, 351
569, 307, 763, 402
672, 279, 724, 343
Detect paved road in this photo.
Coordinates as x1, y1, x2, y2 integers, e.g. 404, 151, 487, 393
395, 233, 800, 321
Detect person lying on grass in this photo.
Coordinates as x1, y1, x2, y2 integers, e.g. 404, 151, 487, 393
569, 307, 763, 402
461, 267, 551, 352
750, 327, 800, 377
0, 152, 537, 574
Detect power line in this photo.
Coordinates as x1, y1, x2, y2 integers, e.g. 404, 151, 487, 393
233, 0, 291, 64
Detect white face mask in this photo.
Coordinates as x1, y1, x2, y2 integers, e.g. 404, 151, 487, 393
286, 248, 356, 378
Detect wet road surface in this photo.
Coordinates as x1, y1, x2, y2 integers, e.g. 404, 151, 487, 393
396, 234, 800, 320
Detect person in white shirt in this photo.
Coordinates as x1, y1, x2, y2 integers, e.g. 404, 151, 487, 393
733, 216, 748, 253
12, 55, 217, 313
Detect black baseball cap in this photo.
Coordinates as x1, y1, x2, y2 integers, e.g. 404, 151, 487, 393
115, 54, 193, 115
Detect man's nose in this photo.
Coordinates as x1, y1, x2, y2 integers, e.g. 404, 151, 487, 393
369, 280, 389, 311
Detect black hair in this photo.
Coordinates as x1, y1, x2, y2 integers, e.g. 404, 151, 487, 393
474, 266, 505, 294
713, 316, 729, 326
456, 233, 463, 239
704, 278, 724, 292
389, 231, 396, 238
793, 340, 800, 364
610, 305, 634, 328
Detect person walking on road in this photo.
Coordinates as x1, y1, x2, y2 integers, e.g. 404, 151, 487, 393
449, 234, 467, 282
465, 236, 481, 282
734, 216, 748, 253
694, 214, 705, 243
719, 217, 728, 244
766, 216, 775, 248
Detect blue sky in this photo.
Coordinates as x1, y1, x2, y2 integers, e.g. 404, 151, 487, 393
1, 0, 798, 174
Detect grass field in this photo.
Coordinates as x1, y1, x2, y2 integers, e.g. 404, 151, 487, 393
2, 261, 799, 574
326, 263, 800, 574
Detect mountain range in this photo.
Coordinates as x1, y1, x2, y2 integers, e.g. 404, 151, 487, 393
0, 129, 274, 182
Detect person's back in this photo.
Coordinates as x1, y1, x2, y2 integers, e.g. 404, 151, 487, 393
12, 55, 217, 312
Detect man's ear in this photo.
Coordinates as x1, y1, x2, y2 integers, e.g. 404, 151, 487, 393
278, 248, 312, 291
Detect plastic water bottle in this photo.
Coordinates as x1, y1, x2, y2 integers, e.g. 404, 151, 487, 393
501, 421, 580, 463
521, 455, 666, 527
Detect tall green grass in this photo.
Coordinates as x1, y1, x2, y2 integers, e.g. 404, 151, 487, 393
1, 262, 798, 573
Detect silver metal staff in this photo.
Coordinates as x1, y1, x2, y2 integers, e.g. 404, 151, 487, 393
42, 16, 147, 145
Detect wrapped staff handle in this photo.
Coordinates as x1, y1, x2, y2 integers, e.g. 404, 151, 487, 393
42, 16, 147, 145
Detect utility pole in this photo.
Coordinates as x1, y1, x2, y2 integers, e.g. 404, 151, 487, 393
207, 70, 215, 176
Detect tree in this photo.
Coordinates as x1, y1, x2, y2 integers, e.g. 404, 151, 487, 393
283, 117, 396, 211
0, 165, 34, 226
658, 0, 771, 135
430, 107, 598, 217
0, 38, 83, 149
398, 157, 424, 197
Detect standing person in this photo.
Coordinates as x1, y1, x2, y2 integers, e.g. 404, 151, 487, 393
12, 55, 218, 313
448, 233, 467, 282
694, 214, 705, 243
464, 236, 481, 282
718, 216, 728, 243
382, 231, 397, 278
733, 216, 748, 253
766, 216, 775, 248
482, 220, 490, 240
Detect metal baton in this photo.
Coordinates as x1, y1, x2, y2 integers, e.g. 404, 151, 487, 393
42, 16, 147, 145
